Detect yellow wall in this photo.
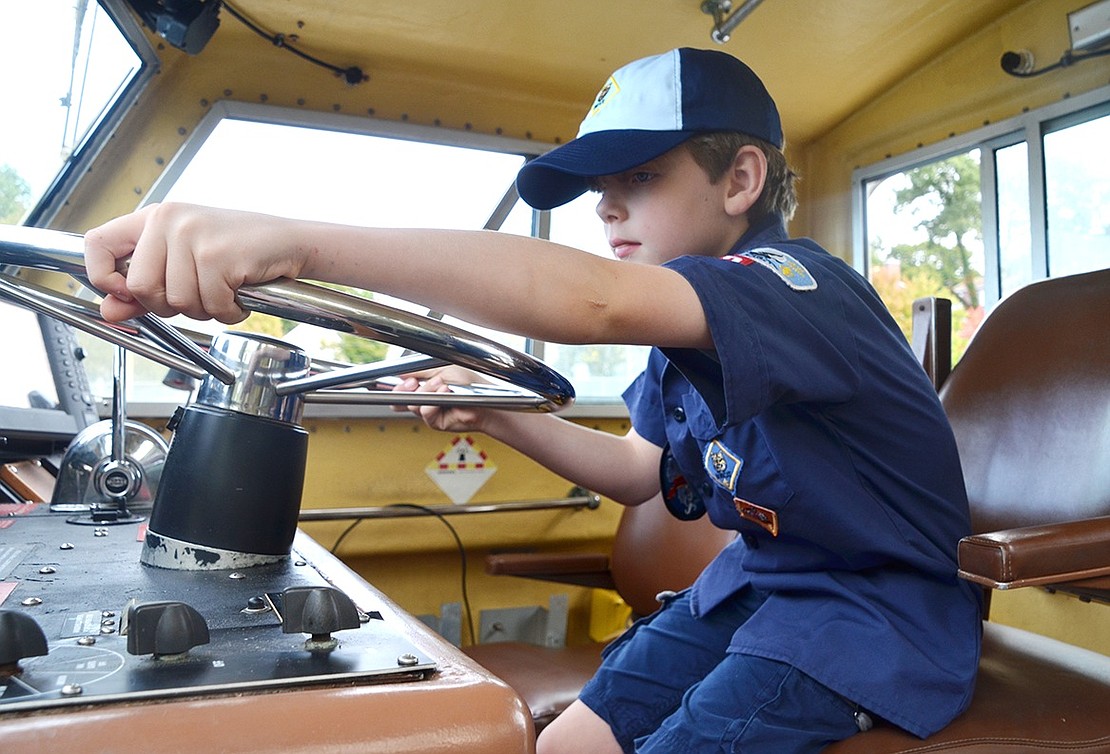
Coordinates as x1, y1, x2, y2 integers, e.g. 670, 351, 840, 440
295, 415, 629, 645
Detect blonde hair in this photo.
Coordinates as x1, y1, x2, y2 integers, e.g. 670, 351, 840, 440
684, 132, 798, 222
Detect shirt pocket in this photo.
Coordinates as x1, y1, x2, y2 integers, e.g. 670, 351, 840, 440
685, 401, 795, 541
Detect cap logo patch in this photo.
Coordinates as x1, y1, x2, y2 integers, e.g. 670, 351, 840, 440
704, 440, 743, 493
723, 247, 817, 291
586, 76, 620, 120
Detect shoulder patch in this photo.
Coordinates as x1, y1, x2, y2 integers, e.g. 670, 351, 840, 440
723, 247, 817, 291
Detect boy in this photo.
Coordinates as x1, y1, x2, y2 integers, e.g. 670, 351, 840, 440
85, 48, 981, 753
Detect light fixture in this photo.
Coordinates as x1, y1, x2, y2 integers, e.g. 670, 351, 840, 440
700, 0, 765, 44
125, 0, 222, 55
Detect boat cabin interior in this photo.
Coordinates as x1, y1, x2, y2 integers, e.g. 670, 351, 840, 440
1, 1, 1108, 752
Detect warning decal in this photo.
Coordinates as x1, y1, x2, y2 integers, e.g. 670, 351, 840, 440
425, 436, 497, 504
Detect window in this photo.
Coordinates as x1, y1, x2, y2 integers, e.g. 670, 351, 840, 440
0, 0, 149, 225
995, 141, 1032, 299
863, 152, 986, 362
1044, 114, 1109, 278
855, 87, 1110, 365
0, 302, 58, 409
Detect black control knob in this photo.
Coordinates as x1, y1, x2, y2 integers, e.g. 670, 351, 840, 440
0, 610, 48, 667
281, 586, 360, 638
126, 601, 210, 657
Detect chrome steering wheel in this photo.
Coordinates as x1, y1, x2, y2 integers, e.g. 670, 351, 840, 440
0, 224, 575, 413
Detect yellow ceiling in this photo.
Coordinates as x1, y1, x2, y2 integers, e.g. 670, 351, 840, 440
211, 0, 1028, 145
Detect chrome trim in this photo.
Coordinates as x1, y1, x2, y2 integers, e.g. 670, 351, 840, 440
196, 333, 309, 422
0, 274, 208, 381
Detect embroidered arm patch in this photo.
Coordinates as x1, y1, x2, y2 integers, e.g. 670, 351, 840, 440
723, 247, 817, 291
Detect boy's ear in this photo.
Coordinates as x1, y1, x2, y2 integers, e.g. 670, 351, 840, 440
723, 145, 767, 217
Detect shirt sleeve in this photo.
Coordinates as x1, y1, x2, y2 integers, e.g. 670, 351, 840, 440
663, 250, 862, 427
621, 349, 667, 448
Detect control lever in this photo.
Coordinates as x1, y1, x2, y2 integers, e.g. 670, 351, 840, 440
124, 601, 210, 658
0, 610, 48, 670
281, 586, 361, 649
52, 345, 168, 524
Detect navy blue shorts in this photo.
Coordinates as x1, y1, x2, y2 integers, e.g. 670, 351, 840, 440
579, 588, 862, 753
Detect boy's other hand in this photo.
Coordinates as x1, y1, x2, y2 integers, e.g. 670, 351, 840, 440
391, 366, 492, 433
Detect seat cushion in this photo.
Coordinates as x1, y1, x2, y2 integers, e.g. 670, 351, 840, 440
463, 641, 604, 732
825, 621, 1110, 753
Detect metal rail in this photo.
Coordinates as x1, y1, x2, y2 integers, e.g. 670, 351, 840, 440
298, 494, 602, 522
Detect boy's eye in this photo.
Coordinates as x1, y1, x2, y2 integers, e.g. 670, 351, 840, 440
629, 171, 656, 185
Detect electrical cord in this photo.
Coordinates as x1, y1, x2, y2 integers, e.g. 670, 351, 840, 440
221, 1, 368, 84
1001, 46, 1110, 77
328, 503, 477, 646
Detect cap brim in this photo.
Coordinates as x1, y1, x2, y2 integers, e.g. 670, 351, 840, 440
516, 130, 693, 210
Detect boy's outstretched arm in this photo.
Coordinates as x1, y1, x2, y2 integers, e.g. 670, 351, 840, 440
84, 202, 714, 350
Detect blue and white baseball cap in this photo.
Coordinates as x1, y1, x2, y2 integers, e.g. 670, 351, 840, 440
516, 47, 782, 210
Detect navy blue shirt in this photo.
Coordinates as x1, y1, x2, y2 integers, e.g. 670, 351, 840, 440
623, 218, 982, 737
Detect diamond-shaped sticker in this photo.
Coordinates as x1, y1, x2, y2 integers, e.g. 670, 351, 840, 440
425, 436, 497, 504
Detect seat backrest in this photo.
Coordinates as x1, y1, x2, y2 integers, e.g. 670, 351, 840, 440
609, 501, 737, 616
938, 269, 1110, 534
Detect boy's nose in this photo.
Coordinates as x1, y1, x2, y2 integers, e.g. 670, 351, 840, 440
595, 192, 625, 223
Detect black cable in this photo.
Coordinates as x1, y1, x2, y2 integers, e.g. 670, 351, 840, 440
327, 504, 477, 646
388, 503, 477, 647
329, 517, 364, 554
1002, 46, 1110, 77
221, 1, 367, 85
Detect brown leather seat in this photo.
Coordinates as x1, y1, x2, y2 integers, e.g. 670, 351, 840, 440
464, 499, 735, 731
469, 269, 1110, 748
828, 268, 1110, 752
